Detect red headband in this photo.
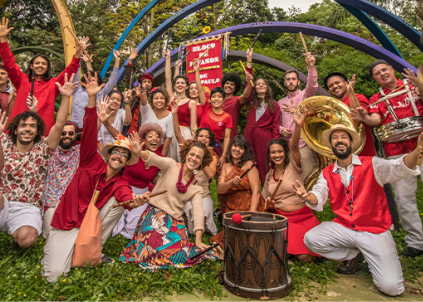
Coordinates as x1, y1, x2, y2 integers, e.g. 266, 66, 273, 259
65, 121, 79, 132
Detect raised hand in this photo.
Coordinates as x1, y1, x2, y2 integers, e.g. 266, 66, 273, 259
55, 73, 79, 97
351, 107, 367, 122
128, 49, 138, 64
175, 60, 182, 70
401, 68, 418, 88
293, 105, 308, 126
123, 89, 133, 104
0, 110, 9, 134
26, 95, 38, 113
246, 47, 253, 62
347, 74, 356, 94
0, 17, 13, 41
164, 48, 170, 59
292, 180, 310, 201
129, 192, 151, 208
81, 53, 93, 63
128, 131, 142, 156
80, 72, 106, 96
97, 95, 112, 123
75, 36, 91, 57
170, 100, 179, 115
305, 52, 315, 67
282, 99, 296, 114
245, 71, 253, 85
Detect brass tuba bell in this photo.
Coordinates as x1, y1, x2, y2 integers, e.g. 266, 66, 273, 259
297, 96, 366, 191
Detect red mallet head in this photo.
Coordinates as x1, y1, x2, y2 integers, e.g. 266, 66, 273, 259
232, 213, 243, 224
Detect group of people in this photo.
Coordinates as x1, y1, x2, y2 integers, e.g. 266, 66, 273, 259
0, 16, 422, 297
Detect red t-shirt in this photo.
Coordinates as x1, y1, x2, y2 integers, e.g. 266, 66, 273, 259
342, 94, 376, 156
369, 79, 423, 157
122, 150, 162, 188
200, 101, 232, 140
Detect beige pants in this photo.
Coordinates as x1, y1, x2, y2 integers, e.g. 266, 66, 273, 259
43, 207, 56, 239
41, 197, 124, 283
300, 144, 318, 180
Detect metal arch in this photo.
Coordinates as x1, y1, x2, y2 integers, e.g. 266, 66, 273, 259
339, 5, 402, 58
100, 0, 162, 78
335, 0, 423, 51
120, 21, 416, 85
147, 49, 330, 96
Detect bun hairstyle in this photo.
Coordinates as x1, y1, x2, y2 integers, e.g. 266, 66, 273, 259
180, 139, 213, 170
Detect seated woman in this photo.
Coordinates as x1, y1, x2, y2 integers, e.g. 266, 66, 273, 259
120, 139, 218, 270
97, 90, 132, 153
171, 101, 218, 235
210, 136, 264, 244
263, 107, 320, 263
112, 123, 164, 239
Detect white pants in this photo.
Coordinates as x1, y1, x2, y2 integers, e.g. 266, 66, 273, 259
184, 196, 218, 235
304, 222, 404, 296
41, 197, 124, 283
388, 154, 423, 250
112, 187, 148, 239
0, 199, 42, 236
43, 207, 56, 239
300, 144, 319, 180
169, 126, 191, 162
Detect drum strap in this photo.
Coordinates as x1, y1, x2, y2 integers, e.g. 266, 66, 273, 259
379, 80, 420, 116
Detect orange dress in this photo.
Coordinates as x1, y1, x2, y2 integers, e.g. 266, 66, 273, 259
211, 165, 264, 244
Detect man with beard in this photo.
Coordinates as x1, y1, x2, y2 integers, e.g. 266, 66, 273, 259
0, 73, 78, 249
293, 124, 423, 296
351, 60, 423, 258
278, 52, 318, 179
41, 121, 80, 239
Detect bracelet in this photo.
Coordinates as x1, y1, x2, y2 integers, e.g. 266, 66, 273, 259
124, 102, 130, 105
247, 61, 252, 63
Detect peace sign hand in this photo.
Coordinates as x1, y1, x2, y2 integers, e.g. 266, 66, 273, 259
292, 180, 311, 202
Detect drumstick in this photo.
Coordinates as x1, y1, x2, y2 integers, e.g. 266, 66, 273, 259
112, 190, 167, 208
250, 28, 262, 49
232, 213, 252, 224
389, 83, 408, 95
106, 45, 125, 60
192, 47, 211, 66
266, 179, 283, 211
180, 50, 191, 61
417, 144, 423, 166
299, 32, 308, 53
239, 60, 254, 87
190, 243, 220, 260
65, 26, 92, 62
240, 162, 256, 179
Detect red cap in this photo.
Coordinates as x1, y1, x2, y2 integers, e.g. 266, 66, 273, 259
141, 73, 154, 83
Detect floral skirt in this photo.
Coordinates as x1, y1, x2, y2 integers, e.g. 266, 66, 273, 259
120, 205, 217, 271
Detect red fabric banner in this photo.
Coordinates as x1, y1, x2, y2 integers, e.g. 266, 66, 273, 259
185, 37, 223, 99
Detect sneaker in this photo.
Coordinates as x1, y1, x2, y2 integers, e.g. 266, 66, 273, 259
400, 247, 423, 258
101, 254, 115, 264
337, 253, 364, 274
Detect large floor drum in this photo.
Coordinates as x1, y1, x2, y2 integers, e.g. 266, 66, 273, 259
223, 211, 291, 300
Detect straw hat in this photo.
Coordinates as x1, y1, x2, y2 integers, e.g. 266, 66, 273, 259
322, 124, 361, 153
101, 134, 139, 165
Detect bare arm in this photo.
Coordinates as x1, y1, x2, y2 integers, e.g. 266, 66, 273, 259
248, 167, 261, 211
219, 128, 232, 168
173, 60, 182, 80
0, 110, 8, 171
351, 110, 382, 127
404, 132, 423, 169
239, 71, 254, 105
189, 100, 197, 132
123, 90, 132, 125
291, 106, 307, 168
97, 140, 104, 154
193, 61, 206, 106
202, 155, 218, 179
170, 101, 186, 145
217, 164, 235, 194
164, 49, 174, 100
162, 137, 171, 157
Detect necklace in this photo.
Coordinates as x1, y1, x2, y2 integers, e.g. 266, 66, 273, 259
176, 164, 195, 193
272, 167, 285, 182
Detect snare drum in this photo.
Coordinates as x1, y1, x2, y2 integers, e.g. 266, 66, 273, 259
373, 116, 423, 143
223, 211, 291, 300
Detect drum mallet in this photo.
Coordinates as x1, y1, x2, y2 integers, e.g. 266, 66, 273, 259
189, 242, 220, 260
231, 213, 252, 224
239, 60, 254, 87
266, 179, 283, 212
240, 162, 256, 179
299, 32, 314, 67
112, 190, 167, 208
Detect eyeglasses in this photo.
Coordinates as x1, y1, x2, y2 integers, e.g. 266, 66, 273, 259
111, 149, 129, 158
62, 131, 75, 136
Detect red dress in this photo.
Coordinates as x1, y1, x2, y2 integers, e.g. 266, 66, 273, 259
244, 102, 280, 184
168, 100, 191, 127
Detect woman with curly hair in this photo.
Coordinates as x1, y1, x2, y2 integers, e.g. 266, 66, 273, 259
210, 136, 263, 244
138, 85, 173, 156
244, 78, 280, 184
112, 123, 164, 239
171, 100, 218, 235
262, 108, 320, 263
120, 139, 219, 270
164, 49, 197, 161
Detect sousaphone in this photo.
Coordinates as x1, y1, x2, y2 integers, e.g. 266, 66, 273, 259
297, 96, 366, 191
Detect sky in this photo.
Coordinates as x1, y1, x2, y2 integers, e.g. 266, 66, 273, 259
268, 0, 323, 13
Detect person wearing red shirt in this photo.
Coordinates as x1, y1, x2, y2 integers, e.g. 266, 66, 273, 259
0, 17, 85, 135
351, 60, 423, 258
221, 48, 254, 140
244, 78, 280, 184
0, 63, 15, 118
42, 73, 151, 283
294, 124, 423, 296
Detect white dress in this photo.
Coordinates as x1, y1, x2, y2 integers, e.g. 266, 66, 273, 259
140, 103, 174, 143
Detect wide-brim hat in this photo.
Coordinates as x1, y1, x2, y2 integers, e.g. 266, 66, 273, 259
101, 134, 139, 165
322, 124, 361, 153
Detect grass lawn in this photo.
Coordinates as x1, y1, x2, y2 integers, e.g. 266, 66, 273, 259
1, 179, 423, 301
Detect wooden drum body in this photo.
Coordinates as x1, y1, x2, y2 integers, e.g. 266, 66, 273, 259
223, 211, 291, 300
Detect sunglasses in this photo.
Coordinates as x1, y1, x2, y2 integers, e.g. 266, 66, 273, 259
111, 149, 129, 158
62, 131, 75, 136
